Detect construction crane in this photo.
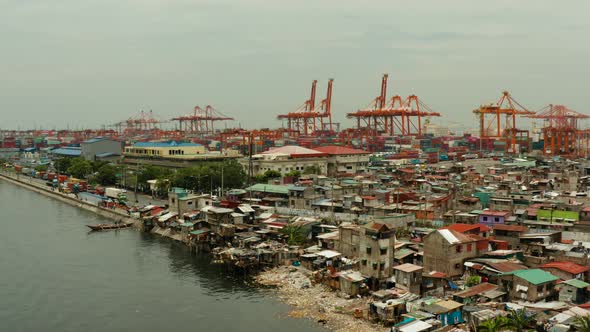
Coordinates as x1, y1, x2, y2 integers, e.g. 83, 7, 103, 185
346, 74, 440, 138
172, 105, 234, 136
277, 79, 334, 136
472, 91, 534, 154
526, 104, 590, 157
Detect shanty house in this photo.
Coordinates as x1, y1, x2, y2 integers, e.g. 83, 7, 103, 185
423, 300, 464, 327
501, 269, 559, 302
423, 229, 478, 277
539, 261, 590, 282
359, 222, 396, 285
393, 263, 423, 295
478, 210, 510, 226
492, 224, 528, 249
559, 279, 590, 304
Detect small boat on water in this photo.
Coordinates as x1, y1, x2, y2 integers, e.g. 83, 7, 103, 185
87, 222, 133, 231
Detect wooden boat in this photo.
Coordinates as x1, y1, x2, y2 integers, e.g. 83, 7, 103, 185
87, 222, 133, 231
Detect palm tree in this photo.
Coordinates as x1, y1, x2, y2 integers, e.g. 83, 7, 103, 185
477, 316, 511, 332
575, 316, 590, 332
506, 309, 535, 332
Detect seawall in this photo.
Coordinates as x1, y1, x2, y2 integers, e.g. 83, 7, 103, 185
0, 173, 139, 226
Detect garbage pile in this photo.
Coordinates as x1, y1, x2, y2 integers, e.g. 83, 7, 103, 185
257, 266, 385, 332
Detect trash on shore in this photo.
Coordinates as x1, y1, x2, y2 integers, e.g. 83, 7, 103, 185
257, 266, 385, 332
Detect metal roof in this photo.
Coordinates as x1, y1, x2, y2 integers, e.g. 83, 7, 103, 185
313, 145, 370, 155
562, 279, 590, 288
133, 141, 201, 148
508, 269, 559, 285
245, 183, 290, 195
51, 147, 82, 156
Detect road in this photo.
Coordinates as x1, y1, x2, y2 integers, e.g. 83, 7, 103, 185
0, 169, 167, 207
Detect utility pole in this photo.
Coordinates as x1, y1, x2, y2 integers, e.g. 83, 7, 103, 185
220, 165, 224, 198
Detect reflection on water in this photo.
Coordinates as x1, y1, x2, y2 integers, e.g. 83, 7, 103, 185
0, 182, 324, 332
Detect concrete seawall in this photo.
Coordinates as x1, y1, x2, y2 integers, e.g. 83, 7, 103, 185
0, 173, 139, 226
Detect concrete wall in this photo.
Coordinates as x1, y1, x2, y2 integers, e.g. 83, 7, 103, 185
423, 232, 478, 277
359, 228, 395, 279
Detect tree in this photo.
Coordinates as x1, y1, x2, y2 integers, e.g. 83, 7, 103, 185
262, 169, 281, 180
94, 164, 118, 186
67, 158, 93, 179
53, 158, 73, 173
34, 164, 48, 172
90, 160, 110, 172
280, 224, 308, 245
303, 165, 321, 175
285, 170, 301, 178
574, 316, 590, 332
505, 309, 535, 332
477, 316, 510, 332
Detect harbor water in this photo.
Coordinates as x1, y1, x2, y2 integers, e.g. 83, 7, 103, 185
0, 181, 324, 332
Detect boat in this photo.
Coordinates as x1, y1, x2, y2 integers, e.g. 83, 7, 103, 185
87, 222, 133, 231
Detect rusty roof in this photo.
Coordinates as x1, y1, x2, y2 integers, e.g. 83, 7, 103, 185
540, 261, 590, 275
493, 224, 528, 232
488, 261, 528, 273
453, 283, 498, 299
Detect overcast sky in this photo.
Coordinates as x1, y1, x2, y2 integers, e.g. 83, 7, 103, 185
1, 0, 589, 131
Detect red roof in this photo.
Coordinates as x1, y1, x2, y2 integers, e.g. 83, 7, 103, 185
428, 271, 447, 278
362, 196, 377, 200
540, 261, 590, 275
493, 224, 528, 232
454, 283, 497, 298
481, 210, 510, 217
442, 223, 491, 234
313, 145, 370, 155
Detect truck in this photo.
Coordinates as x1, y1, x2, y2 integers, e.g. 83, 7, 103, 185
105, 187, 127, 200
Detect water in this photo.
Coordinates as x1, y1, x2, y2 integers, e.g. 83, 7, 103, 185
0, 181, 324, 332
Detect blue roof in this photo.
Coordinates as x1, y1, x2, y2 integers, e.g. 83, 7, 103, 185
95, 152, 119, 158
51, 147, 81, 156
133, 141, 201, 148
23, 147, 36, 152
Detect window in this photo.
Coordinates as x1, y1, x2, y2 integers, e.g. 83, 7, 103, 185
456, 245, 462, 253
372, 263, 378, 270
187, 201, 193, 205
483, 216, 488, 221
467, 244, 472, 252
361, 259, 367, 266
366, 247, 372, 255
454, 263, 461, 269
380, 248, 387, 255
171, 198, 176, 204
494, 217, 500, 222
380, 262, 385, 270
537, 285, 544, 293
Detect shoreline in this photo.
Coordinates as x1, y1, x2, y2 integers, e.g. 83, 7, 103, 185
0, 173, 377, 331
257, 266, 387, 332
0, 173, 139, 226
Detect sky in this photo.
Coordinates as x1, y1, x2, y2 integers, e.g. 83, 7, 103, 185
1, 0, 590, 131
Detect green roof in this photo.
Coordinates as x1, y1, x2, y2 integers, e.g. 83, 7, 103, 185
563, 279, 590, 288
507, 269, 559, 285
245, 183, 290, 195
190, 229, 208, 236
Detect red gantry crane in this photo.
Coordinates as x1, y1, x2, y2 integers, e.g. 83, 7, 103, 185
473, 91, 535, 154
277, 79, 334, 136
172, 105, 234, 135
346, 74, 440, 137
526, 104, 590, 157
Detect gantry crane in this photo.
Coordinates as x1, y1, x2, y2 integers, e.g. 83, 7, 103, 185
172, 105, 234, 135
526, 104, 590, 157
473, 91, 534, 154
277, 79, 334, 136
346, 74, 440, 137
